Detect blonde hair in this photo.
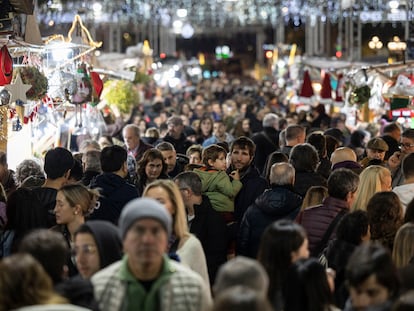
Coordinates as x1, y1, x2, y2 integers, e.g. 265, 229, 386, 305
392, 223, 414, 268
301, 186, 328, 210
58, 183, 100, 217
143, 179, 190, 242
352, 165, 391, 211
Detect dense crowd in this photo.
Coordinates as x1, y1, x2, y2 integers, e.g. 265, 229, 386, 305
1, 76, 414, 310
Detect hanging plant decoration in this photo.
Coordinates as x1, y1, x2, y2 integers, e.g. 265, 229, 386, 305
101, 79, 139, 114
17, 66, 48, 101
350, 85, 371, 106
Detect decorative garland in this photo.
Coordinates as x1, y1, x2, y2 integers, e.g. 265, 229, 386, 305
101, 79, 139, 114
18, 66, 48, 100
350, 85, 371, 106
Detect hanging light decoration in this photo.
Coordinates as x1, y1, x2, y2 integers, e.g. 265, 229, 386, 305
36, 0, 397, 30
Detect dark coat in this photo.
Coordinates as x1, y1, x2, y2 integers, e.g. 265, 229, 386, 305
168, 155, 188, 179
296, 196, 349, 256
325, 239, 358, 308
133, 139, 153, 162
55, 276, 99, 310
50, 224, 78, 277
230, 165, 268, 225
89, 173, 139, 224
280, 145, 293, 157
162, 133, 193, 154
382, 134, 400, 160
237, 185, 302, 258
317, 157, 332, 179
189, 195, 228, 284
32, 187, 58, 228
81, 170, 100, 187
252, 127, 280, 175
2, 169, 16, 197
293, 171, 327, 198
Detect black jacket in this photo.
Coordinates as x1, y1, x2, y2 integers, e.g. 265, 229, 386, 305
162, 133, 193, 154
382, 134, 400, 160
237, 185, 302, 258
252, 127, 280, 175
293, 171, 327, 198
81, 170, 100, 187
189, 195, 227, 284
229, 165, 268, 225
89, 173, 139, 224
325, 239, 358, 308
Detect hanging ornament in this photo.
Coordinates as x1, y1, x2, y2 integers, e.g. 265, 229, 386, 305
19, 66, 48, 100
0, 88, 11, 106
0, 105, 7, 140
5, 72, 31, 104
298, 70, 315, 104
12, 115, 22, 131
15, 99, 25, 124
0, 45, 13, 86
334, 74, 345, 107
319, 73, 332, 104
90, 71, 103, 106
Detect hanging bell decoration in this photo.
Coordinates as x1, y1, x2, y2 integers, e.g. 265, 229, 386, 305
0, 89, 11, 106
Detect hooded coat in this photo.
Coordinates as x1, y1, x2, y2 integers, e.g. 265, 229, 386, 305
237, 185, 302, 258
89, 173, 138, 224
194, 168, 242, 212
83, 220, 123, 269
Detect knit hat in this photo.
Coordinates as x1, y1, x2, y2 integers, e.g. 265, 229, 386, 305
367, 137, 389, 151
119, 197, 172, 238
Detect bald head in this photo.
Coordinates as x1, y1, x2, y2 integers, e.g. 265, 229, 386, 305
330, 147, 357, 166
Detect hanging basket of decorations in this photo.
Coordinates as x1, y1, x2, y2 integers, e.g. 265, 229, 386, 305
101, 79, 139, 114
350, 85, 371, 106
17, 66, 48, 101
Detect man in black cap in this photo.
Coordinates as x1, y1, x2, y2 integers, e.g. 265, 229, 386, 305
91, 197, 211, 311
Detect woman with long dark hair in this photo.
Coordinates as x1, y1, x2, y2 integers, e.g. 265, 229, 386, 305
257, 219, 309, 311
135, 148, 169, 195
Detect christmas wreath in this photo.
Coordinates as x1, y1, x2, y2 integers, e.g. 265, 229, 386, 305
18, 66, 48, 100
350, 85, 371, 106
101, 79, 139, 114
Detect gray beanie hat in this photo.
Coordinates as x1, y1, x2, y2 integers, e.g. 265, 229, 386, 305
119, 197, 172, 238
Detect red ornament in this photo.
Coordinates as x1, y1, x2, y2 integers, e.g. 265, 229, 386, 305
320, 73, 332, 103
299, 70, 314, 104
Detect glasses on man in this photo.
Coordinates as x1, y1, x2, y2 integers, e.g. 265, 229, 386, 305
399, 143, 414, 149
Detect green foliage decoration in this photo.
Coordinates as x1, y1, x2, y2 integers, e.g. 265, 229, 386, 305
350, 85, 371, 105
18, 67, 48, 100
101, 79, 139, 114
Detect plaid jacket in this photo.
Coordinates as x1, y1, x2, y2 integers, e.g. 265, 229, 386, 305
91, 256, 211, 311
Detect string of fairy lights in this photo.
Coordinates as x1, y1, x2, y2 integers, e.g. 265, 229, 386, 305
36, 0, 411, 30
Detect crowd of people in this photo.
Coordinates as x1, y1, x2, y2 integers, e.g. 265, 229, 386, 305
1, 76, 414, 310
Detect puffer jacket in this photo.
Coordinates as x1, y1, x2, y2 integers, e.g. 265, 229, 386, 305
296, 196, 349, 256
194, 168, 242, 212
237, 185, 302, 258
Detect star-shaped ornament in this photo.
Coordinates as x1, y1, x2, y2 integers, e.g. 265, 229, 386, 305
5, 72, 32, 104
